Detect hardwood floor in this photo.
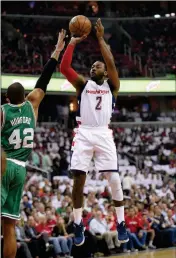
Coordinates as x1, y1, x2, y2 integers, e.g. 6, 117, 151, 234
104, 248, 176, 258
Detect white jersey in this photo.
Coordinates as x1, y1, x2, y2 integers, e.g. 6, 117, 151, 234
78, 80, 115, 127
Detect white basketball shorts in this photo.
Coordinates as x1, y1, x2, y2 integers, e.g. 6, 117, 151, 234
71, 125, 118, 173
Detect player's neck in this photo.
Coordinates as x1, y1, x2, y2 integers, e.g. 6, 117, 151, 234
10, 100, 25, 105
95, 78, 104, 85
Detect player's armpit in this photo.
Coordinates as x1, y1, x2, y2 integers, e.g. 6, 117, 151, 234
72, 74, 86, 93
60, 65, 85, 91
107, 79, 119, 99
26, 88, 44, 117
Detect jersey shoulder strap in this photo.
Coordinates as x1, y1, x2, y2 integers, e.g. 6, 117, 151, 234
26, 100, 37, 127
77, 80, 88, 99
107, 79, 118, 99
1, 105, 6, 130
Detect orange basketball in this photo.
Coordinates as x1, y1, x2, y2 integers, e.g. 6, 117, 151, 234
69, 15, 92, 37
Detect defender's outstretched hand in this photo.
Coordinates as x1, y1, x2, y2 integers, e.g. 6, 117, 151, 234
70, 34, 87, 46
95, 18, 104, 39
55, 29, 66, 51
27, 29, 67, 115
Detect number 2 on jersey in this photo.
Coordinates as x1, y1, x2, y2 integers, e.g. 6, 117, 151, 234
95, 96, 102, 110
8, 128, 34, 149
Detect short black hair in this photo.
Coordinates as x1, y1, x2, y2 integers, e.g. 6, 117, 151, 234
100, 61, 107, 71
7, 82, 25, 104
92, 60, 107, 71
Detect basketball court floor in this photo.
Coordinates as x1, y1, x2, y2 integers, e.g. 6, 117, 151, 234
104, 248, 176, 258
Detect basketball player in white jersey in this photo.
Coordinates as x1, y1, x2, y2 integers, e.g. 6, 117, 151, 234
60, 19, 129, 246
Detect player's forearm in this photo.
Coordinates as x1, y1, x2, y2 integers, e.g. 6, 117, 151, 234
60, 44, 79, 83
98, 37, 115, 67
34, 57, 57, 92
51, 48, 62, 61
34, 47, 62, 92
60, 43, 75, 71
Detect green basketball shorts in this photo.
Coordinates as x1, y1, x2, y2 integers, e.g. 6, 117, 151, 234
1, 159, 26, 220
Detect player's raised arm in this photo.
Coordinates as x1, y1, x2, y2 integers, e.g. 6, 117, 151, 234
60, 35, 87, 94
95, 19, 120, 98
26, 29, 66, 115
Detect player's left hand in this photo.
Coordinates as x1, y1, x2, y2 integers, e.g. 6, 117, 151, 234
95, 18, 104, 39
55, 29, 66, 52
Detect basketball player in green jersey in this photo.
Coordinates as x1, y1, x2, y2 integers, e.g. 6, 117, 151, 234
1, 29, 66, 258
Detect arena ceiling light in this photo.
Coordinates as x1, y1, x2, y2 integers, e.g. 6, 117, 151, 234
154, 14, 161, 18
165, 14, 170, 17
170, 13, 175, 17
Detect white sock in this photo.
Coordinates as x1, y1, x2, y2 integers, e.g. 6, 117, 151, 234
73, 208, 82, 225
149, 240, 153, 246
115, 206, 125, 224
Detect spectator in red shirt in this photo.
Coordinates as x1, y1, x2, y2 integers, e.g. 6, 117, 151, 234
35, 216, 65, 258
125, 207, 139, 233
135, 202, 144, 222
139, 211, 156, 249
46, 210, 57, 232
35, 215, 52, 236
106, 211, 117, 231
82, 209, 93, 230
124, 207, 147, 250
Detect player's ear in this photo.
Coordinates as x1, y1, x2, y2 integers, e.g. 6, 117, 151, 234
104, 70, 108, 77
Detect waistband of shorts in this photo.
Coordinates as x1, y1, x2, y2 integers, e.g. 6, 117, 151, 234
7, 158, 26, 167
79, 125, 110, 130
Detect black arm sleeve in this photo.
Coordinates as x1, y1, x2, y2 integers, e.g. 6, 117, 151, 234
34, 58, 57, 92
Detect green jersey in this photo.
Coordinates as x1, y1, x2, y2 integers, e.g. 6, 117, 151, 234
1, 101, 36, 162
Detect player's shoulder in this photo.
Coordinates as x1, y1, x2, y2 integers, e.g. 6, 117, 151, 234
1, 103, 8, 108
23, 100, 34, 110
83, 79, 94, 88
87, 79, 94, 84
1, 103, 8, 111
25, 100, 32, 106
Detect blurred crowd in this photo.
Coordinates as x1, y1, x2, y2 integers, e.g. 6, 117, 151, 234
124, 19, 176, 77
1, 1, 176, 257
112, 107, 176, 122
2, 2, 176, 77
2, 1, 174, 18
10, 175, 176, 258
2, 122, 173, 257
1, 16, 141, 78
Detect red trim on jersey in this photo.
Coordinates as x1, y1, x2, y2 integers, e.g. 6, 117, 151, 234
60, 44, 79, 83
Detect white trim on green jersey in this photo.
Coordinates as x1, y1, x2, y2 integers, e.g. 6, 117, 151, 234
1, 105, 6, 130
8, 102, 26, 108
